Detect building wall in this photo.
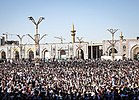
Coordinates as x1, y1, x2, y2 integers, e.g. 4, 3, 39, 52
2, 38, 139, 60
102, 38, 139, 60
0, 42, 90, 60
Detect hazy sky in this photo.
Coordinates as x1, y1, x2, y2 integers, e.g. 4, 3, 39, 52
0, 0, 139, 44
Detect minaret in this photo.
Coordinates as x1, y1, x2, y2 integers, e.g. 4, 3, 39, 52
120, 32, 123, 40
120, 32, 124, 59
71, 24, 76, 43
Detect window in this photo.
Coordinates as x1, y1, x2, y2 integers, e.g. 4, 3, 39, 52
123, 45, 126, 52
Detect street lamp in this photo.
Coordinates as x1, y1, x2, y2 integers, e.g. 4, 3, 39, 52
16, 35, 26, 59
2, 32, 25, 59
27, 33, 47, 59
27, 34, 47, 43
54, 36, 65, 43
28, 16, 45, 59
28, 17, 45, 34
107, 29, 118, 61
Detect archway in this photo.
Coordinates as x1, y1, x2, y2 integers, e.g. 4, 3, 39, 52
1, 51, 6, 59
136, 52, 139, 60
44, 50, 50, 60
108, 48, 118, 56
15, 51, 19, 60
130, 46, 139, 60
60, 50, 66, 59
29, 50, 34, 60
77, 49, 84, 59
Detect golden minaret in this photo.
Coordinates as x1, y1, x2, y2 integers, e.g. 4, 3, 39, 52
71, 24, 76, 43
120, 32, 123, 40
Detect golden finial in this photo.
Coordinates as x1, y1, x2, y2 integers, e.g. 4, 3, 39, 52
120, 32, 123, 40
72, 24, 74, 31
120, 32, 123, 37
71, 24, 76, 33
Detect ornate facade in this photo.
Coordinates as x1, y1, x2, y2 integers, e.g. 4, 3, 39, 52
0, 42, 90, 60
0, 24, 103, 61
102, 33, 139, 60
1, 32, 139, 60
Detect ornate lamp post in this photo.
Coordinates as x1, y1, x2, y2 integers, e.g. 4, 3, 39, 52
54, 36, 65, 43
2, 32, 26, 60
16, 35, 26, 59
28, 16, 45, 59
107, 29, 118, 61
27, 33, 47, 59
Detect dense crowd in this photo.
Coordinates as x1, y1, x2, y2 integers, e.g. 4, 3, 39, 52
0, 58, 139, 100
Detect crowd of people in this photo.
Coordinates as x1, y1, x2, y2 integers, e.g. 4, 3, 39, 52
0, 58, 139, 100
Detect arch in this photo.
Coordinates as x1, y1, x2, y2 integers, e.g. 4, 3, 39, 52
15, 51, 19, 60
107, 47, 118, 56
1, 51, 6, 59
42, 48, 50, 60
76, 48, 84, 59
130, 45, 139, 60
137, 52, 139, 60
60, 50, 66, 55
29, 50, 34, 60
60, 49, 66, 59
43, 49, 50, 60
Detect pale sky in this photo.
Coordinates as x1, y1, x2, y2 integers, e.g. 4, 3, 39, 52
0, 0, 139, 44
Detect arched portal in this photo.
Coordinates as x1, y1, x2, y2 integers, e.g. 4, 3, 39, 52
1, 51, 6, 59
15, 51, 19, 60
60, 50, 66, 59
108, 48, 118, 56
44, 50, 50, 60
29, 50, 34, 60
130, 45, 139, 60
136, 52, 139, 60
77, 49, 84, 59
